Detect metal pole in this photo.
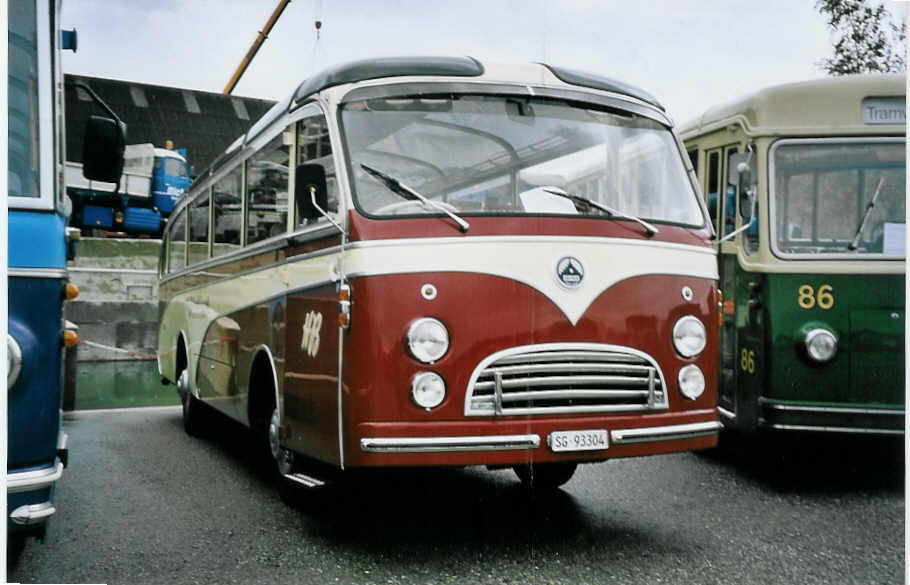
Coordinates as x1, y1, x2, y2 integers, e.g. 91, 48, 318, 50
222, 0, 291, 95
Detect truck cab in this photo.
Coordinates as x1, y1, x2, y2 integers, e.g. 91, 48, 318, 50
152, 147, 192, 216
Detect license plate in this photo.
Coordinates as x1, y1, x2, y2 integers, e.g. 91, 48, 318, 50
548, 429, 609, 452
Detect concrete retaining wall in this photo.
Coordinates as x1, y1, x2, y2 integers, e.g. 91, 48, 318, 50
67, 238, 162, 362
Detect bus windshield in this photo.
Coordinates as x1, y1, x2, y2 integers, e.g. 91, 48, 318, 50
341, 94, 703, 226
772, 140, 906, 257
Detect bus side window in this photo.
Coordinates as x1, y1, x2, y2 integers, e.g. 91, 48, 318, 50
687, 148, 698, 174
168, 211, 187, 273
246, 131, 290, 244
296, 114, 337, 228
188, 188, 210, 264
723, 146, 738, 236
213, 166, 243, 256
706, 150, 720, 233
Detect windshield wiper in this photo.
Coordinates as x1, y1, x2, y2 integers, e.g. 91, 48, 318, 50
542, 187, 659, 236
848, 176, 885, 251
360, 163, 470, 233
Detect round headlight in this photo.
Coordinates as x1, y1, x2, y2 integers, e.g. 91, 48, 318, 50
7, 334, 22, 389
406, 318, 449, 363
411, 372, 446, 410
672, 316, 707, 358
678, 365, 705, 400
805, 328, 837, 363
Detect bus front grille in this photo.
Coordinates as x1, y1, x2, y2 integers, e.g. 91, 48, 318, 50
464, 343, 668, 416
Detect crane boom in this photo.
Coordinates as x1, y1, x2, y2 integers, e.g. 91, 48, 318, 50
222, 0, 291, 95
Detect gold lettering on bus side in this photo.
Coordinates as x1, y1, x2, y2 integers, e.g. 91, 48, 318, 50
300, 311, 323, 357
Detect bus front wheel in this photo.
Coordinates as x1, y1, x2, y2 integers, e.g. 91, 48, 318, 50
512, 462, 578, 490
178, 369, 206, 437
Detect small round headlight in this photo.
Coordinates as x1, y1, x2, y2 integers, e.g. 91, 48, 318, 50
7, 334, 22, 389
407, 318, 449, 363
805, 328, 837, 363
678, 365, 705, 400
411, 372, 446, 410
672, 316, 707, 358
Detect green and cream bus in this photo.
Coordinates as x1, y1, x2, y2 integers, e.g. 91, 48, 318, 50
682, 75, 905, 435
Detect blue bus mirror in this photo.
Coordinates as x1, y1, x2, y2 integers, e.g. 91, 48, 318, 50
82, 116, 126, 183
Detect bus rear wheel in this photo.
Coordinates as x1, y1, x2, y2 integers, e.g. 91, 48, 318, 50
513, 462, 578, 490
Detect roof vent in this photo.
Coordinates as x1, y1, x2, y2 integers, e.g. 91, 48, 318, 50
231, 98, 249, 120
130, 86, 148, 108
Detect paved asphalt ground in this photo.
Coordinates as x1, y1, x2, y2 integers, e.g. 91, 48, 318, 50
7, 406, 904, 585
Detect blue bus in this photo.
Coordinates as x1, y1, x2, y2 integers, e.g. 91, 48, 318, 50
7, 0, 123, 541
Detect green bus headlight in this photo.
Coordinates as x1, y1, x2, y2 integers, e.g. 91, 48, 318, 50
804, 328, 837, 363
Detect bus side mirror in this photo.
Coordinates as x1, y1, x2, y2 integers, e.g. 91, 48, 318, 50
737, 162, 754, 222
295, 163, 328, 221
82, 116, 126, 183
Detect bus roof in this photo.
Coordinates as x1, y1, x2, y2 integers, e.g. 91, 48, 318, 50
199, 56, 667, 182
680, 74, 906, 138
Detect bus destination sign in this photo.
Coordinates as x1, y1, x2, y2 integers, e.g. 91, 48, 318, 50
862, 97, 906, 125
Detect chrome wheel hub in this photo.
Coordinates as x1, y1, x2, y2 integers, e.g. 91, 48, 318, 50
268, 408, 293, 475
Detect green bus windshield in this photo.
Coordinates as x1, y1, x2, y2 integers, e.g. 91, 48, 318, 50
772, 140, 906, 257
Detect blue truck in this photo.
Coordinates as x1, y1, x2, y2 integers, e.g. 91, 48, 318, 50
65, 143, 192, 236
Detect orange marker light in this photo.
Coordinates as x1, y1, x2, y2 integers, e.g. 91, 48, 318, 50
63, 330, 80, 348
65, 283, 80, 301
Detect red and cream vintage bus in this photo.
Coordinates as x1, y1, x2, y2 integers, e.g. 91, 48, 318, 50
157, 57, 721, 493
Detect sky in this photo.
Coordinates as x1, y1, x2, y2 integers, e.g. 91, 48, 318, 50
60, 0, 907, 126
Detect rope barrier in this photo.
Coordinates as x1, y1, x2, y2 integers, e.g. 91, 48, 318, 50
78, 340, 157, 360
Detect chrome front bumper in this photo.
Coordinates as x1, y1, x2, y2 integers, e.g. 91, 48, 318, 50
360, 421, 722, 454
8, 432, 68, 526
361, 434, 541, 453
8, 462, 64, 494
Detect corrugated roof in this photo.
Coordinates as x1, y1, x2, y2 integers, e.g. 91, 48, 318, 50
64, 74, 276, 173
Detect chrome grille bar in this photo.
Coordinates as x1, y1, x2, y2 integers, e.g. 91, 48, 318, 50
464, 343, 669, 416
474, 374, 657, 390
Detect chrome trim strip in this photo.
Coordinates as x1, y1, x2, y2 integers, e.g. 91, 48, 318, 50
8, 268, 67, 279
769, 424, 904, 436
360, 434, 541, 453
761, 402, 904, 416
345, 235, 716, 257
8, 462, 64, 494
610, 421, 722, 445
718, 406, 736, 420
10, 502, 56, 526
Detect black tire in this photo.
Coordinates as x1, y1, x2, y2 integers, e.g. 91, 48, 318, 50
181, 391, 206, 437
177, 366, 205, 437
513, 462, 578, 490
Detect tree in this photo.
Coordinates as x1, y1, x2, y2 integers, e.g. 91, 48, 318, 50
816, 0, 906, 75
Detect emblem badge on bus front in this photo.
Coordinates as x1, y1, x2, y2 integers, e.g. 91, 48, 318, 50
301, 311, 323, 357
556, 256, 585, 289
